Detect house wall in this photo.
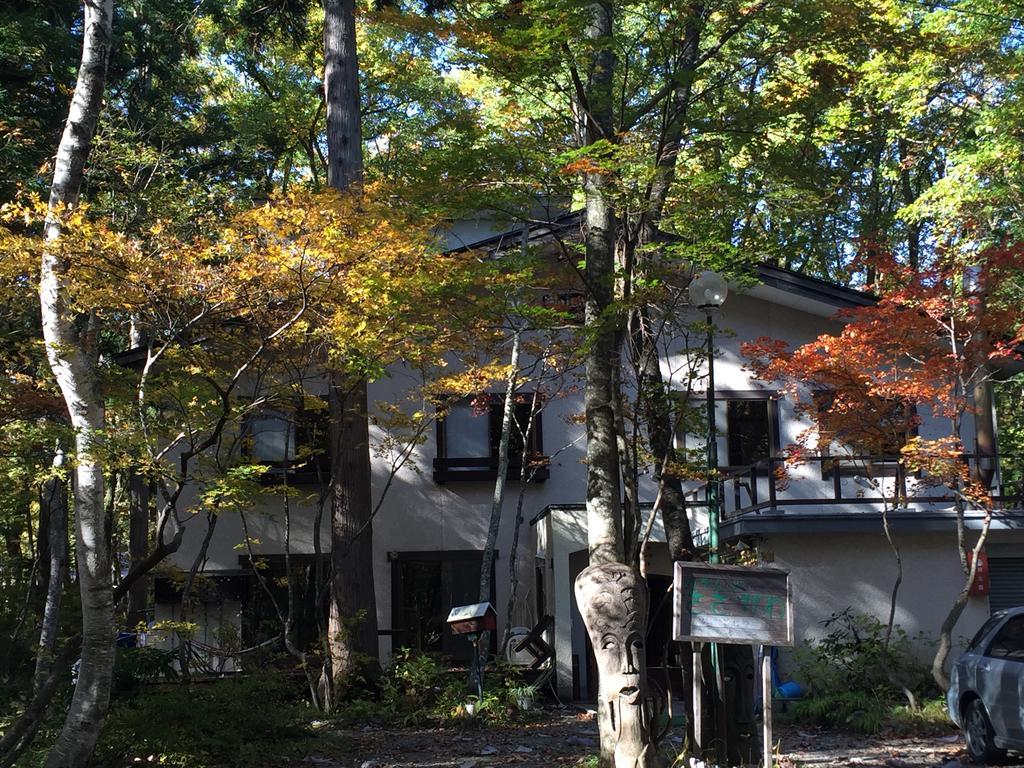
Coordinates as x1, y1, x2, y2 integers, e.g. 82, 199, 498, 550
156, 280, 1003, 687
152, 597, 243, 673
667, 290, 970, 512
764, 531, 990, 660
531, 288, 1006, 698
158, 360, 602, 665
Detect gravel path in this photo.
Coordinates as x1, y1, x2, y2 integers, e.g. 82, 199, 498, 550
776, 725, 1024, 768
301, 711, 600, 767
298, 710, 1024, 768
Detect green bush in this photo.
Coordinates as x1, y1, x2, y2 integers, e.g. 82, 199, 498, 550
112, 646, 179, 693
795, 609, 937, 701
785, 609, 942, 734
91, 672, 327, 767
334, 649, 540, 727
789, 690, 889, 733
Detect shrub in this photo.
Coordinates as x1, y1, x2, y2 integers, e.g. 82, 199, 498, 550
788, 693, 950, 735
91, 672, 327, 768
795, 609, 937, 701
785, 609, 942, 734
334, 649, 540, 727
112, 646, 179, 693
789, 690, 889, 734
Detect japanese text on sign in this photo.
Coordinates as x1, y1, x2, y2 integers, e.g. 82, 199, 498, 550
673, 562, 793, 646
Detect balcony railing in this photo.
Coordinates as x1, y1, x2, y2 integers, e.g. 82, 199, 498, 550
682, 453, 1024, 521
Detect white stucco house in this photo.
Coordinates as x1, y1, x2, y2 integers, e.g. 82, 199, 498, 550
151, 214, 1024, 699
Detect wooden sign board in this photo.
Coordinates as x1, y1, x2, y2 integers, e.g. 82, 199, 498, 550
673, 562, 793, 646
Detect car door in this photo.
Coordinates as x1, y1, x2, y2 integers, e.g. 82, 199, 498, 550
983, 614, 1024, 744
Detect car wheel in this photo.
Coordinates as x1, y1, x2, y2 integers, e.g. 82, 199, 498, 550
964, 698, 1007, 764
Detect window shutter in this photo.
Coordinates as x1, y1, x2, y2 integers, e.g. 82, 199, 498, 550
989, 557, 1024, 613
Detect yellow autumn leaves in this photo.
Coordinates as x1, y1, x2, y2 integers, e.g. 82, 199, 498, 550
0, 184, 519, 385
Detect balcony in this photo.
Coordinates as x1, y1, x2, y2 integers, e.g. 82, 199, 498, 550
683, 454, 1024, 539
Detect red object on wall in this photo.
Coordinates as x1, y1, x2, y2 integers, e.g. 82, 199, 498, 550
968, 551, 989, 597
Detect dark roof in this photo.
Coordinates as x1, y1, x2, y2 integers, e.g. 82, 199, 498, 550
444, 210, 583, 255
451, 211, 875, 311
756, 263, 875, 310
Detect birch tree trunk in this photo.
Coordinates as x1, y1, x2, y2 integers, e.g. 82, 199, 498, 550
323, 0, 381, 688
39, 2, 115, 765
480, 330, 520, 605
477, 330, 521, 679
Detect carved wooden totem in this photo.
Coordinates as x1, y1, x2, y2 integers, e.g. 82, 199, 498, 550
575, 563, 661, 768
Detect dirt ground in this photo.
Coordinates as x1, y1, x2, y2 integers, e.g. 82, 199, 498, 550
775, 725, 1023, 768
298, 709, 1024, 768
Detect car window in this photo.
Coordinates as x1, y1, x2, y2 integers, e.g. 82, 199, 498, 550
968, 614, 1005, 652
986, 615, 1024, 660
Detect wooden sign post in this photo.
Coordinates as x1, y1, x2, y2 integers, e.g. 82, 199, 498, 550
673, 563, 793, 768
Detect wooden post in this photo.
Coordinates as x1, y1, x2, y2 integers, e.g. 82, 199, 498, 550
762, 647, 773, 768
692, 643, 703, 754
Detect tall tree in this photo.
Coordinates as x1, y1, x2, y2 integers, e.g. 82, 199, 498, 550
38, 1, 115, 765
323, 0, 381, 691
570, 1, 663, 764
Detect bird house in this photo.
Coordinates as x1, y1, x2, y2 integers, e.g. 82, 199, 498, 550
446, 602, 497, 636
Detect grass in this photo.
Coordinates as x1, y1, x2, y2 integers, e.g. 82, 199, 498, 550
782, 693, 951, 735
89, 672, 345, 768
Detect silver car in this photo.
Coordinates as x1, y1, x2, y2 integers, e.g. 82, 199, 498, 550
948, 607, 1024, 763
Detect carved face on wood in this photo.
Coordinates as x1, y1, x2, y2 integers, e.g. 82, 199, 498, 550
575, 562, 651, 763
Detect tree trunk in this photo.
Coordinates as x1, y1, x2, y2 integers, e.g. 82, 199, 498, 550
481, 332, 520, 605
574, 4, 658, 766
177, 511, 218, 680
34, 452, 68, 695
323, 0, 380, 687
39, 1, 115, 765
577, 564, 660, 768
0, 637, 82, 768
636, 3, 701, 566
324, 0, 362, 192
502, 390, 541, 649
126, 471, 150, 628
477, 330, 521, 680
897, 138, 921, 273
932, 497, 992, 690
328, 377, 380, 686
631, 9, 703, 751
581, 0, 624, 570
636, 320, 696, 563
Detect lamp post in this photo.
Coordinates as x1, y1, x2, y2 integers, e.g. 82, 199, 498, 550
688, 269, 729, 765
688, 270, 728, 563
